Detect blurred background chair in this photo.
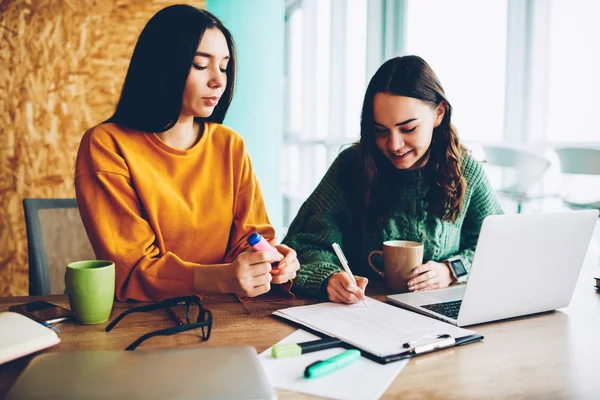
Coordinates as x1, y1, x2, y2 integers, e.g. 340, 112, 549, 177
554, 147, 600, 212
23, 198, 95, 295
481, 145, 551, 213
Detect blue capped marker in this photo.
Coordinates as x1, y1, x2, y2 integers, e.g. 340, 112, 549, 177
247, 232, 280, 268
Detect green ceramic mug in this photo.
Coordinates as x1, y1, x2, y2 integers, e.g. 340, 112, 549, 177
65, 260, 115, 324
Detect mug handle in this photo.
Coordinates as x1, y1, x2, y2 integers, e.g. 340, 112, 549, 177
367, 250, 384, 278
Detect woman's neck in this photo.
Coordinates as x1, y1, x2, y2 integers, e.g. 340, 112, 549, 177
406, 148, 431, 171
156, 116, 203, 150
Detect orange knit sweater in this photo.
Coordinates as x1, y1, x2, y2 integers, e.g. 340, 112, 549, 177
74, 122, 275, 302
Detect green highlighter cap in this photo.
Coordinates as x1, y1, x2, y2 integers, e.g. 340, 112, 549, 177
271, 343, 302, 358
304, 349, 361, 379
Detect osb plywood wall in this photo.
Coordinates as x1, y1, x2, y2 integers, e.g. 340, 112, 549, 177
0, 0, 205, 296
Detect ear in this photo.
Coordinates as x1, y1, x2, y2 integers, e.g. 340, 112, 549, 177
433, 101, 446, 128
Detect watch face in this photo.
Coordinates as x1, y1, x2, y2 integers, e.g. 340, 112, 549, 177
450, 260, 468, 277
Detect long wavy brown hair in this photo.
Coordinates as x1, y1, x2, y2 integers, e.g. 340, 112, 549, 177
358, 55, 466, 226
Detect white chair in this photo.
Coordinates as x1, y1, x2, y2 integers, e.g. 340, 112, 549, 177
481, 145, 551, 213
554, 147, 600, 211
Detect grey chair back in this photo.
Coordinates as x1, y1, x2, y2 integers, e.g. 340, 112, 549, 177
23, 198, 96, 295
554, 147, 600, 210
554, 147, 600, 175
481, 145, 551, 213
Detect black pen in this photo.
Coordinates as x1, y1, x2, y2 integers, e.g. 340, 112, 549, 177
271, 337, 344, 359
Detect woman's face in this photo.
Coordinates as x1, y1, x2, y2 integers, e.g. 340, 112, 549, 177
373, 93, 445, 170
181, 28, 230, 118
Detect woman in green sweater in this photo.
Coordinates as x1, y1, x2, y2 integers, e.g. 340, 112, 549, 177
283, 55, 503, 304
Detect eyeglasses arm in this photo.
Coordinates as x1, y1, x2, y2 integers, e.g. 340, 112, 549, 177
106, 303, 171, 332
125, 321, 211, 351
106, 296, 204, 332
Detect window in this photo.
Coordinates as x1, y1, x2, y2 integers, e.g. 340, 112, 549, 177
282, 0, 599, 218
546, 0, 600, 143
404, 0, 508, 143
282, 0, 368, 228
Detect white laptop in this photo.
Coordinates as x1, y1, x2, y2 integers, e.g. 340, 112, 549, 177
6, 346, 277, 400
387, 210, 598, 327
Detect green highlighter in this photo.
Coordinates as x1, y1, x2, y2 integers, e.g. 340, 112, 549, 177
272, 338, 343, 359
303, 349, 361, 379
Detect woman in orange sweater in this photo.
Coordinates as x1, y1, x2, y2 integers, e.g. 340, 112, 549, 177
75, 5, 299, 302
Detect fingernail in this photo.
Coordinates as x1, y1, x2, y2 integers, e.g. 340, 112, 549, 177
408, 281, 413, 286
413, 270, 419, 275
278, 262, 286, 269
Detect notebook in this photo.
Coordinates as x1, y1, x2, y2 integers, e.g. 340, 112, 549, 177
6, 346, 276, 400
0, 312, 60, 365
273, 297, 481, 364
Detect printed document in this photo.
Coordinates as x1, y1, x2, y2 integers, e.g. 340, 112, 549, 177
274, 297, 474, 358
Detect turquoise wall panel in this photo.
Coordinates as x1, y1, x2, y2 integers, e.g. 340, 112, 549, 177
206, 0, 285, 233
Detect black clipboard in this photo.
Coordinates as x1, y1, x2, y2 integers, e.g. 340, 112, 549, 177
273, 314, 484, 365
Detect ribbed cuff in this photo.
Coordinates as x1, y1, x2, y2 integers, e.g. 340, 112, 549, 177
294, 262, 342, 299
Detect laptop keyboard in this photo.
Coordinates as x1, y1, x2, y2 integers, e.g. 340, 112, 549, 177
421, 300, 462, 320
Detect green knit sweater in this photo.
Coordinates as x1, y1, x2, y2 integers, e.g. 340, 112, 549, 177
283, 146, 504, 298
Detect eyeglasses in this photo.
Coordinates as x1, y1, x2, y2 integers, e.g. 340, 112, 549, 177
105, 296, 213, 351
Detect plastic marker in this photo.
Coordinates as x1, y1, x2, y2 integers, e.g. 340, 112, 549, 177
271, 337, 343, 359
303, 349, 361, 379
247, 232, 280, 268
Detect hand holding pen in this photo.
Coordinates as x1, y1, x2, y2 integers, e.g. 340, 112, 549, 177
327, 243, 369, 305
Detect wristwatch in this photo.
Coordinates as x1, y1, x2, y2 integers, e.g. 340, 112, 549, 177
444, 256, 468, 283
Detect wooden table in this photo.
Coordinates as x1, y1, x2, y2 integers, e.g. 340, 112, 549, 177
1, 265, 599, 399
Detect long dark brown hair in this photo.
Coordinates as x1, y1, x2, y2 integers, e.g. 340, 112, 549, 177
358, 55, 466, 225
107, 5, 236, 133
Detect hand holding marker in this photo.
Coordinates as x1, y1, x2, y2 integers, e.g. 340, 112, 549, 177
247, 232, 280, 270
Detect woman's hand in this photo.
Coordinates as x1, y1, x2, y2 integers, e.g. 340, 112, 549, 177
326, 272, 369, 304
228, 251, 283, 297
270, 243, 300, 284
407, 261, 454, 291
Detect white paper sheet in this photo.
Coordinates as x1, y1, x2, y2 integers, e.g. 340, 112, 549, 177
260, 330, 407, 400
273, 297, 475, 357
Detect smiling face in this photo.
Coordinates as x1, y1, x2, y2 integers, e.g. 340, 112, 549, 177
181, 28, 230, 118
373, 93, 445, 170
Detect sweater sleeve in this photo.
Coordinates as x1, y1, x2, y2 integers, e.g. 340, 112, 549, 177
75, 128, 198, 302
282, 150, 356, 298
224, 147, 275, 263
452, 157, 504, 273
